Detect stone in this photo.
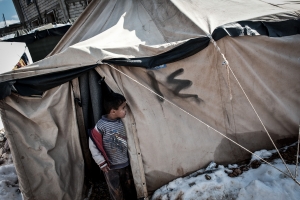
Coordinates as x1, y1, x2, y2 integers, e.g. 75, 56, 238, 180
250, 160, 261, 169
205, 174, 211, 180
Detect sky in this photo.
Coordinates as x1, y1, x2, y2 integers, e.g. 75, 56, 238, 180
0, 0, 20, 28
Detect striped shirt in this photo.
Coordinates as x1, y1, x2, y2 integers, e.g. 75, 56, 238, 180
96, 115, 129, 169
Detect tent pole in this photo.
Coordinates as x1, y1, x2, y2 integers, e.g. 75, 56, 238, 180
71, 78, 94, 198
296, 122, 300, 177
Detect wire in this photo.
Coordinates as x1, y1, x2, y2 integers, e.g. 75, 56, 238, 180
296, 122, 300, 177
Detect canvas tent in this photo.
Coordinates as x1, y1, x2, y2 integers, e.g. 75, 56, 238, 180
0, 0, 300, 199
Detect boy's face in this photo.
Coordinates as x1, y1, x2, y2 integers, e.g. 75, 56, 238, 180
113, 101, 127, 119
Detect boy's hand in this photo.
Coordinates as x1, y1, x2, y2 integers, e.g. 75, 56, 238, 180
101, 165, 110, 173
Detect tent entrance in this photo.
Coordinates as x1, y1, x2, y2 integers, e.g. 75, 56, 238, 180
72, 69, 109, 198
73, 69, 143, 199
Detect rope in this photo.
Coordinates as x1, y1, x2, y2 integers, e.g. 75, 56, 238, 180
208, 35, 296, 180
211, 38, 232, 100
296, 122, 300, 177
102, 62, 300, 186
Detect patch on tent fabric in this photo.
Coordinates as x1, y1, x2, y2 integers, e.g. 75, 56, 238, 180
150, 64, 167, 70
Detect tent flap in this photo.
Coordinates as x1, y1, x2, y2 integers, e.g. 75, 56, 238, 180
0, 83, 85, 200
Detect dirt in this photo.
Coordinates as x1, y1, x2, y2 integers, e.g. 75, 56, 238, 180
0, 128, 5, 149
226, 142, 300, 178
85, 180, 111, 200
0, 128, 11, 166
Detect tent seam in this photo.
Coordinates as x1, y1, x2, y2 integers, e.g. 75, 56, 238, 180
69, 82, 85, 200
49, 0, 112, 55
220, 38, 240, 160
139, 0, 169, 43
111, 65, 149, 198
118, 66, 149, 198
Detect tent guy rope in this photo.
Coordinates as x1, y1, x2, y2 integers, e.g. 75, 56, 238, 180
296, 122, 300, 177
101, 62, 300, 187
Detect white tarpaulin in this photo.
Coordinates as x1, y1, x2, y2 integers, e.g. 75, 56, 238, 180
0, 42, 32, 74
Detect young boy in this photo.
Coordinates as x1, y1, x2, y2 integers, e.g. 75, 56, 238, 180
89, 93, 136, 200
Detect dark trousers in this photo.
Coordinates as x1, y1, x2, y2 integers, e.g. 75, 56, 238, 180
104, 165, 137, 200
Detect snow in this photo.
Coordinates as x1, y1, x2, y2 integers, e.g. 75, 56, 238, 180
0, 33, 15, 40
0, 117, 3, 130
24, 23, 70, 34
0, 23, 71, 41
250, 149, 276, 162
53, 23, 72, 28
0, 164, 22, 200
152, 147, 300, 200
0, 119, 23, 199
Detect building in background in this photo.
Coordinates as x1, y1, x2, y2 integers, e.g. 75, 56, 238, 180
12, 0, 93, 28
0, 0, 93, 62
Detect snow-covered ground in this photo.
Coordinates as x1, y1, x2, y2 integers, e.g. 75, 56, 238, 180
0, 117, 23, 200
152, 146, 300, 200
0, 116, 3, 130
0, 164, 22, 200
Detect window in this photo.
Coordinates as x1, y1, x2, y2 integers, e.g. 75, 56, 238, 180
27, 0, 33, 5
31, 19, 39, 27
46, 11, 56, 23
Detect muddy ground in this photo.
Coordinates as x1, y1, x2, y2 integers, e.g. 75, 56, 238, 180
85, 179, 111, 200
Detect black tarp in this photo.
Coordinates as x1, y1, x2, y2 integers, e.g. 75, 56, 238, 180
5, 25, 71, 44
0, 65, 96, 99
212, 19, 300, 41
5, 25, 71, 62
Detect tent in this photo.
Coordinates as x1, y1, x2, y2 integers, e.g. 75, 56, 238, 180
0, 41, 32, 130
0, 0, 300, 199
0, 41, 32, 74
3, 24, 71, 62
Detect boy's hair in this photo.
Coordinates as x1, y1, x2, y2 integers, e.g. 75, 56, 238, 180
103, 93, 126, 114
